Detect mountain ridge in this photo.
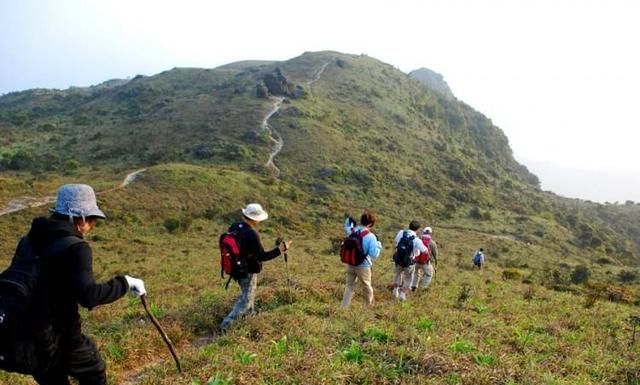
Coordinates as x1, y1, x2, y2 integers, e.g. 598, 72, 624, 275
0, 50, 639, 269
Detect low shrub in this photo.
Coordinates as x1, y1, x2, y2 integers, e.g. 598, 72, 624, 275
502, 269, 522, 281
570, 265, 591, 285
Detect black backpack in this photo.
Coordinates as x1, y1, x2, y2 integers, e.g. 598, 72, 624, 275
393, 231, 415, 267
0, 235, 83, 374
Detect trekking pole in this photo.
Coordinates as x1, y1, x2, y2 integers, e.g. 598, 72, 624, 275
140, 295, 182, 373
285, 248, 292, 302
278, 237, 292, 302
432, 256, 438, 284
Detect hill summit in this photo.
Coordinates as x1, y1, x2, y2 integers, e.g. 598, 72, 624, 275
409, 67, 455, 98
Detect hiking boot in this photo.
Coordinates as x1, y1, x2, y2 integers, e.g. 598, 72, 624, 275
393, 287, 399, 298
411, 286, 417, 292
399, 291, 406, 301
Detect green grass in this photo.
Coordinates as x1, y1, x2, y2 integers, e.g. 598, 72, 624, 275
0, 163, 635, 384
1, 50, 639, 384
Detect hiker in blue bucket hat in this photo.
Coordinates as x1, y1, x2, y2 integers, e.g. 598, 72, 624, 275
7, 184, 146, 385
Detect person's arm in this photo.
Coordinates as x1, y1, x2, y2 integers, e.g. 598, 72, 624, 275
70, 243, 128, 309
393, 230, 403, 247
430, 241, 438, 259
362, 233, 382, 260
245, 229, 281, 262
344, 217, 356, 235
414, 238, 428, 253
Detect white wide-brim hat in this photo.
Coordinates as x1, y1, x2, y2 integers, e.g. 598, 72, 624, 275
50, 184, 106, 219
241, 203, 268, 222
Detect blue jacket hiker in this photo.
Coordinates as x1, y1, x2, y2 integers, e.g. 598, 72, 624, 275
340, 209, 382, 308
473, 248, 485, 269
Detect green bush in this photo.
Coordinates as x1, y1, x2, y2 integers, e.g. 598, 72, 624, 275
469, 206, 482, 219
570, 265, 591, 285
163, 218, 181, 233
618, 270, 638, 283
502, 269, 523, 281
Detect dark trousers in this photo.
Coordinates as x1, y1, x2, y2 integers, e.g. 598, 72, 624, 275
33, 332, 106, 385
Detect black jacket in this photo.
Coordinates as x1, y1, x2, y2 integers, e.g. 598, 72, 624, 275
27, 216, 128, 334
228, 222, 281, 274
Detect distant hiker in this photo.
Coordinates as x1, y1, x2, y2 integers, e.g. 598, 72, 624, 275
340, 209, 382, 308
392, 220, 428, 301
473, 248, 485, 270
0, 184, 146, 385
411, 226, 438, 291
220, 203, 291, 332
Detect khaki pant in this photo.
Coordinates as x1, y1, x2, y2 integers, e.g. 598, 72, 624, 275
341, 265, 373, 307
393, 264, 415, 293
411, 262, 434, 289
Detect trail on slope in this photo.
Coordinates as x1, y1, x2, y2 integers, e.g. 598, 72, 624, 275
263, 97, 285, 177
307, 58, 334, 86
0, 168, 147, 217
263, 58, 334, 177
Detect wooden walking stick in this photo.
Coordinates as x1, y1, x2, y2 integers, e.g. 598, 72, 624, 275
140, 295, 182, 373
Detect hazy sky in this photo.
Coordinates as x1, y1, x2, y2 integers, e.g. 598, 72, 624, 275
1, 0, 638, 202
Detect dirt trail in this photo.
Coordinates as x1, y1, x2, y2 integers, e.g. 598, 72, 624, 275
263, 97, 285, 177
307, 58, 334, 86
0, 168, 146, 217
263, 59, 334, 177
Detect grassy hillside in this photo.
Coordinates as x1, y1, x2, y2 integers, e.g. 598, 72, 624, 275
0, 51, 639, 384
2, 51, 638, 269
0, 164, 637, 385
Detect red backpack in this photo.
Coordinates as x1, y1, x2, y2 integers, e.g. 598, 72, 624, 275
414, 235, 431, 264
339, 229, 370, 266
219, 231, 247, 288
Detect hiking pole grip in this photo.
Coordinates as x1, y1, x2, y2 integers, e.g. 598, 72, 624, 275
140, 295, 182, 373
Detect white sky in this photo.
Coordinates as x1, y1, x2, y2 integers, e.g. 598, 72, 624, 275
1, 0, 639, 202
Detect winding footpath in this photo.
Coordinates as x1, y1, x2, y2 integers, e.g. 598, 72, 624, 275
263, 58, 334, 176
263, 97, 285, 177
0, 168, 146, 217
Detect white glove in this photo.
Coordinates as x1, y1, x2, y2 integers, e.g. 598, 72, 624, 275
377, 241, 382, 249
125, 275, 146, 297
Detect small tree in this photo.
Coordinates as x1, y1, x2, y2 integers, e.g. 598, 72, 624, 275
469, 206, 482, 219
618, 270, 638, 283
570, 265, 591, 285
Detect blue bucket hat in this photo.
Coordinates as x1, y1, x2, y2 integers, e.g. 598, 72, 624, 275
50, 184, 106, 219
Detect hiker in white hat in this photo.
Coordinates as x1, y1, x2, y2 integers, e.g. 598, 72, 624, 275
220, 203, 292, 332
15, 184, 146, 384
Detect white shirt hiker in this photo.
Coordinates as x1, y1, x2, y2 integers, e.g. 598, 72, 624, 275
393, 229, 428, 261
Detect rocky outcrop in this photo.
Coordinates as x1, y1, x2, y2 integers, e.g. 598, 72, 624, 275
409, 68, 455, 99
290, 85, 307, 99
263, 68, 293, 96
258, 68, 306, 100
256, 84, 269, 98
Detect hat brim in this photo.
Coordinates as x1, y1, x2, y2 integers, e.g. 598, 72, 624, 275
49, 207, 107, 220
242, 208, 268, 222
